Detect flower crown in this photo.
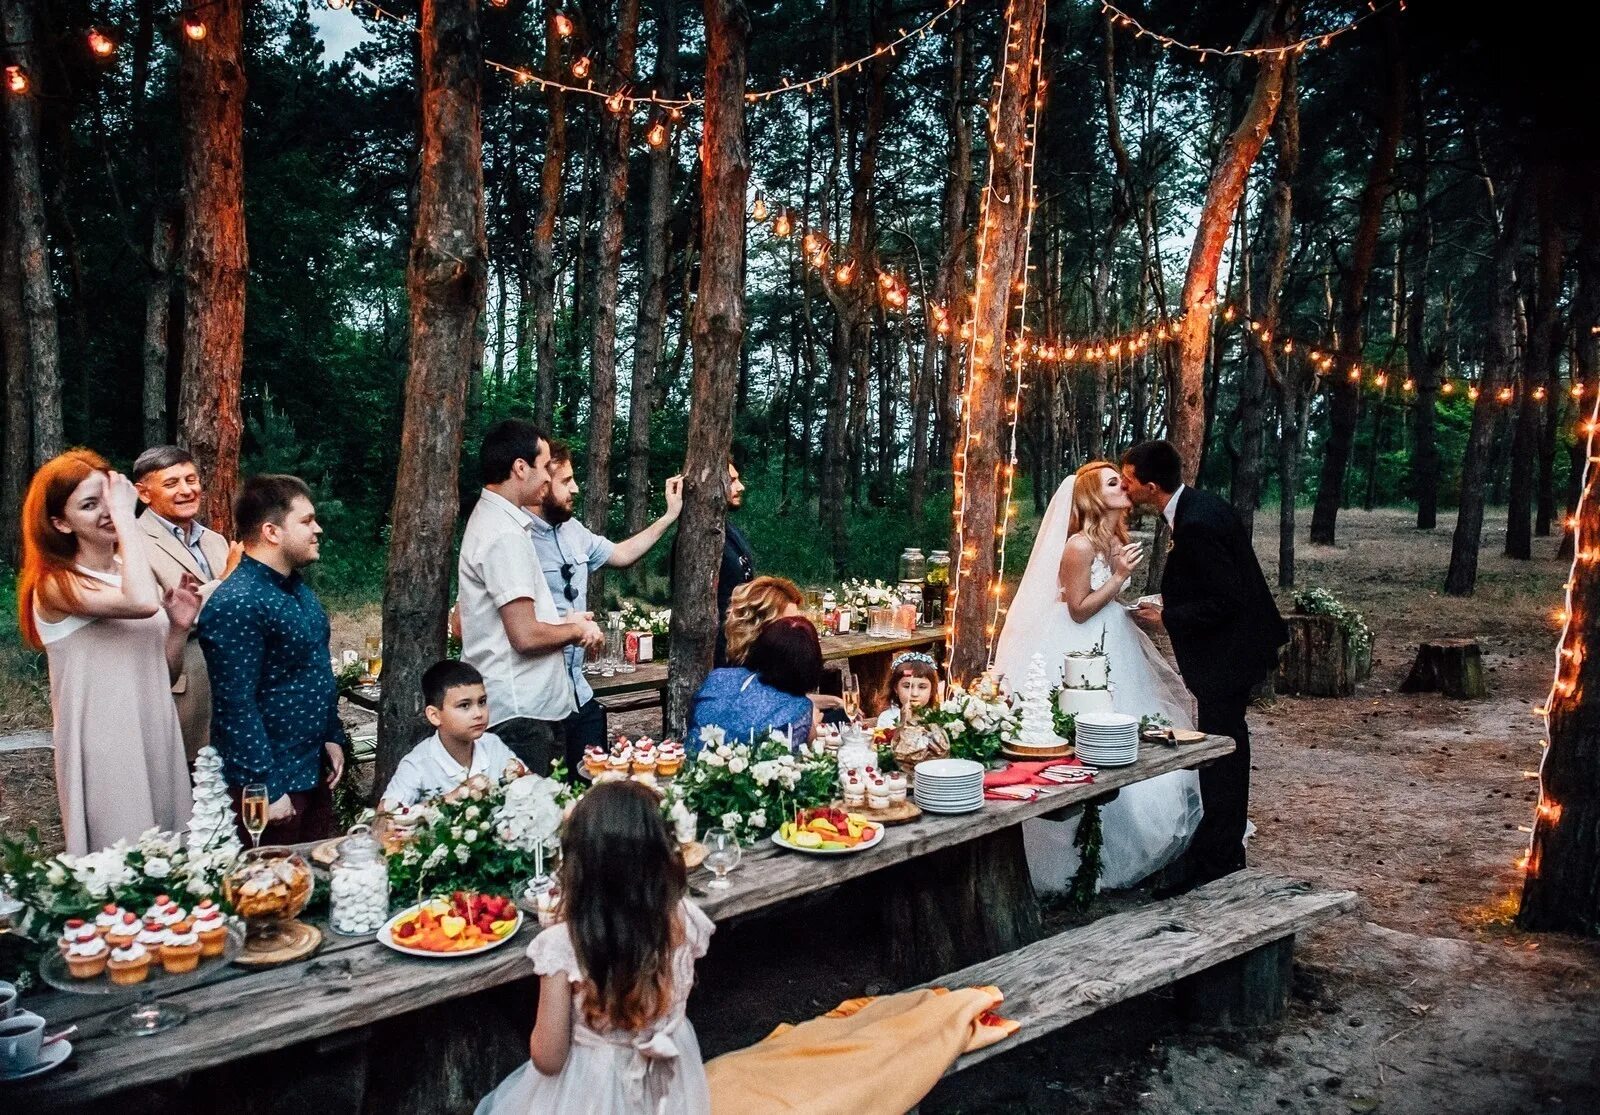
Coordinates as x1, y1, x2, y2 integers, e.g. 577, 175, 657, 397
891, 651, 938, 671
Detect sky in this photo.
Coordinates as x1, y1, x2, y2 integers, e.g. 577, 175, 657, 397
308, 5, 372, 64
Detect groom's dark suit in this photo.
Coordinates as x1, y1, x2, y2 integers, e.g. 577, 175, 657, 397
1160, 486, 1288, 879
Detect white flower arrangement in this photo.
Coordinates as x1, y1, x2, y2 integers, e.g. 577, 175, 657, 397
840, 578, 902, 610
679, 728, 838, 845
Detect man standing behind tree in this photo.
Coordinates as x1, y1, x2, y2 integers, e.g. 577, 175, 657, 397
459, 421, 605, 775
530, 440, 683, 770
672, 458, 754, 666
199, 475, 346, 844
134, 446, 241, 763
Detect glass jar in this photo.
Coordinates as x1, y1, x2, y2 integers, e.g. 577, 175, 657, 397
923, 550, 950, 626
329, 825, 390, 936
898, 547, 927, 584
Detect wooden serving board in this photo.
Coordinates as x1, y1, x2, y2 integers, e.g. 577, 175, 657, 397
1000, 743, 1076, 761
853, 799, 922, 825
233, 921, 321, 968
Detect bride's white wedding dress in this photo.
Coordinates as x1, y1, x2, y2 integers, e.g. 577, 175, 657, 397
993, 477, 1203, 891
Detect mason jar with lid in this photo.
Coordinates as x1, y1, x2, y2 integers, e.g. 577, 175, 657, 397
898, 547, 927, 583
923, 550, 951, 626
329, 824, 390, 936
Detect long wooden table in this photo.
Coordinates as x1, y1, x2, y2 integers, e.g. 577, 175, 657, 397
23, 734, 1231, 1109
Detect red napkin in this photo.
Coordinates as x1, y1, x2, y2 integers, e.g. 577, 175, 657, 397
982, 759, 1091, 801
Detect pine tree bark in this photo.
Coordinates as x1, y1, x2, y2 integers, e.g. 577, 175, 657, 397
1, 198, 29, 563
666, 0, 748, 734
1446, 176, 1529, 596
531, 0, 568, 431
625, 0, 679, 536
1508, 169, 1563, 558
1171, 3, 1285, 485
1309, 10, 1403, 545
1265, 53, 1301, 587
176, 0, 247, 538
1566, 199, 1600, 560
1, 0, 62, 466
377, 0, 488, 797
142, 209, 177, 446
948, 0, 1045, 682
584, 0, 640, 551
1406, 89, 1444, 530
1091, 11, 1136, 462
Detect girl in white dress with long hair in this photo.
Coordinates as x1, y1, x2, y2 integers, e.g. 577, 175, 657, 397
993, 460, 1203, 891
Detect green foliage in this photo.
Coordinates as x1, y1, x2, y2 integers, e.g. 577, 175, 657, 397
1293, 587, 1375, 657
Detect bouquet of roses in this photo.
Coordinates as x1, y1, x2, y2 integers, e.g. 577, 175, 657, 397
919, 680, 1020, 765
388, 767, 564, 904
619, 601, 672, 637
839, 578, 902, 611
678, 727, 839, 845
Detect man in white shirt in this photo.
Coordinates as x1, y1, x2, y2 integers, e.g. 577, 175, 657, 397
458, 420, 605, 774
379, 660, 525, 809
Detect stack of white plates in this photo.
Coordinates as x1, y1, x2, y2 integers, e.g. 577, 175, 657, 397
912, 758, 986, 814
1073, 712, 1140, 767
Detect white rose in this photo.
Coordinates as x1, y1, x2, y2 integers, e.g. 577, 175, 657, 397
720, 811, 742, 830
462, 829, 478, 843
144, 856, 171, 879
748, 810, 767, 832
45, 863, 68, 886
701, 751, 725, 768
729, 756, 748, 774
464, 805, 481, 821
454, 844, 471, 863
450, 826, 464, 840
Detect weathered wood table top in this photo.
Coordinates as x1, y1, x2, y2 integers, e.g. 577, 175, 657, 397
20, 733, 1230, 1104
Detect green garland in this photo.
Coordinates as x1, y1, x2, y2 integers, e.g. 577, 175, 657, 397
1066, 803, 1103, 910
1292, 586, 1373, 657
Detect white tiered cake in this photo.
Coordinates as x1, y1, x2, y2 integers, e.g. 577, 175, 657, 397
1057, 650, 1114, 720
1011, 653, 1066, 753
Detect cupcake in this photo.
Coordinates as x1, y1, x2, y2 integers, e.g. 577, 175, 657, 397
157, 901, 188, 928
608, 747, 632, 773
107, 941, 152, 986
192, 901, 229, 957
106, 910, 143, 950
886, 771, 909, 803
66, 933, 110, 979
161, 921, 203, 973
584, 746, 608, 775
137, 920, 169, 962
631, 744, 657, 774
657, 742, 683, 777
143, 894, 174, 923
58, 918, 93, 956
95, 903, 126, 937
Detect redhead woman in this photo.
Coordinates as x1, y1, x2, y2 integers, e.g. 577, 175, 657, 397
18, 450, 200, 853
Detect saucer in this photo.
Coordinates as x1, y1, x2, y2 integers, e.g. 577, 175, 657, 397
0, 1037, 71, 1082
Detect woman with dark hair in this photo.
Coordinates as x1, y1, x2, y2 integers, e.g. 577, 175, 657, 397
687, 616, 823, 751
475, 780, 713, 1114
17, 450, 200, 853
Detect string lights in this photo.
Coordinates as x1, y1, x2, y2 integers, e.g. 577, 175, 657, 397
1100, 0, 1403, 61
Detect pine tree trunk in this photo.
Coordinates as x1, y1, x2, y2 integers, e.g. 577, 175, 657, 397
1090, 11, 1137, 462
584, 0, 640, 552
1517, 367, 1600, 932
625, 0, 679, 536
1233, 191, 1272, 536
1508, 170, 1563, 558
531, 0, 568, 431
1446, 176, 1529, 596
1266, 53, 1301, 588
1, 0, 62, 466
947, 0, 1045, 682
0, 201, 29, 563
376, 0, 488, 797
1309, 10, 1403, 545
1172, 3, 1285, 485
1406, 91, 1443, 530
142, 208, 177, 446
666, 0, 748, 735
176, 0, 247, 538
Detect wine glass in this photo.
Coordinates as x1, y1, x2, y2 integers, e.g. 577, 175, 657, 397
242, 784, 269, 848
702, 828, 741, 890
841, 672, 861, 723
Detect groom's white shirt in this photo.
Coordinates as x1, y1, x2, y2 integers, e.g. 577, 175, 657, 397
1163, 484, 1186, 529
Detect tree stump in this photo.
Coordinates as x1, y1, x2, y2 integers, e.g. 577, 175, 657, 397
1400, 638, 1488, 699
1276, 613, 1370, 697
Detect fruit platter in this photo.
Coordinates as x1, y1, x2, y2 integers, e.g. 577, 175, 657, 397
378, 892, 523, 958
771, 807, 885, 855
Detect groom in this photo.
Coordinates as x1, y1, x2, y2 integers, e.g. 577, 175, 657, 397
1121, 440, 1288, 892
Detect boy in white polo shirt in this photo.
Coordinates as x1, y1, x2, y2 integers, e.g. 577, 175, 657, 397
380, 661, 525, 810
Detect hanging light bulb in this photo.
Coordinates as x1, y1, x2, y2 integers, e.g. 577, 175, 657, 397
88, 28, 117, 56
553, 12, 575, 37
488, 0, 509, 8
751, 195, 768, 223
1468, 386, 1480, 401
1442, 381, 1456, 395
669, 106, 684, 122
571, 56, 592, 79
605, 89, 626, 114
4, 64, 27, 94
647, 120, 668, 148
772, 210, 793, 238
182, 16, 207, 41
802, 231, 823, 255
835, 261, 855, 286
1497, 385, 1515, 404
327, 0, 347, 7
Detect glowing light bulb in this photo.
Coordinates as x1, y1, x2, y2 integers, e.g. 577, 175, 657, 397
772, 210, 792, 238
4, 65, 27, 94
751, 195, 768, 223
605, 89, 625, 114
1468, 387, 1480, 400
88, 28, 117, 56
1442, 381, 1455, 395
489, 0, 509, 8
647, 121, 667, 148
571, 56, 592, 79
554, 12, 575, 37
1497, 386, 1514, 404
834, 262, 855, 286
182, 17, 207, 41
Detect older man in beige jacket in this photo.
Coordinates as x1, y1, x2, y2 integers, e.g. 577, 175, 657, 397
134, 446, 241, 762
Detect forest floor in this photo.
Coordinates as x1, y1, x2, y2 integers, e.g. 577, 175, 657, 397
3, 508, 1596, 1113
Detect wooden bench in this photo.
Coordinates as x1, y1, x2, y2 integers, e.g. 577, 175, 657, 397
917, 869, 1356, 1082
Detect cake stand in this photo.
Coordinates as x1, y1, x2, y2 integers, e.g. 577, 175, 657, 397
39, 924, 244, 1036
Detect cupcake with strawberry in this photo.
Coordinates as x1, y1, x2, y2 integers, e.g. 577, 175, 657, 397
65, 933, 110, 979
657, 740, 684, 777
107, 941, 153, 986
631, 740, 658, 775
161, 921, 203, 974
106, 911, 144, 950
94, 903, 127, 937
192, 900, 230, 958
136, 919, 169, 963
57, 918, 93, 957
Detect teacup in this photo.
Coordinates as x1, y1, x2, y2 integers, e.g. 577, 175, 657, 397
0, 1011, 45, 1074
0, 980, 17, 1020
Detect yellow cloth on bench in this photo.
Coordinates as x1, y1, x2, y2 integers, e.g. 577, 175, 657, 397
706, 985, 1019, 1114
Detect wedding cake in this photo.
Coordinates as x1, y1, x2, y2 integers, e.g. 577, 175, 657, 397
1057, 648, 1114, 721
1012, 653, 1066, 752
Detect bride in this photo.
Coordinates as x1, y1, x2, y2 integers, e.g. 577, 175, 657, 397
993, 460, 1203, 891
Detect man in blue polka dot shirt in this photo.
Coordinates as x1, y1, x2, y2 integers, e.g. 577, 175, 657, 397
199, 474, 347, 843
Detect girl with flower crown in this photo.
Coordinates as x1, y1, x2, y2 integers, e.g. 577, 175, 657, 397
874, 652, 943, 729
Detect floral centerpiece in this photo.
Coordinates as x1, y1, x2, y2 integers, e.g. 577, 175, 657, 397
388, 768, 565, 904
839, 578, 902, 610
677, 727, 839, 845
918, 677, 1020, 765
619, 601, 672, 637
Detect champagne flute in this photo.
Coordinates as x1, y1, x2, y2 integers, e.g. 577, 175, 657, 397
841, 672, 861, 723
242, 784, 269, 848
703, 828, 741, 890
364, 635, 383, 682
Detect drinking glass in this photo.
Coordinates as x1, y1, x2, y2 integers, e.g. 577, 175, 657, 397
841, 672, 861, 723
364, 635, 383, 682
703, 828, 741, 890
242, 784, 269, 848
